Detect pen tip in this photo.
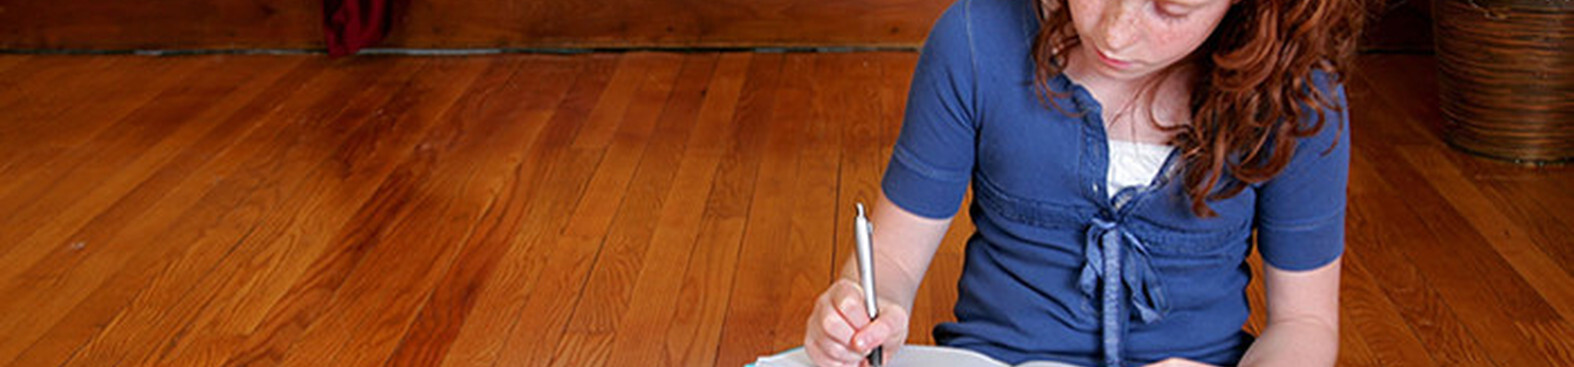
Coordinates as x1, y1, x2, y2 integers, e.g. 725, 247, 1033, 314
855, 203, 865, 216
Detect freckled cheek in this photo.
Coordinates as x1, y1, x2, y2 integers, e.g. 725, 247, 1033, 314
1151, 29, 1202, 61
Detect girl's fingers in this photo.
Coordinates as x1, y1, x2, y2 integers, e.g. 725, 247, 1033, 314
818, 336, 866, 363
807, 280, 878, 367
804, 345, 845, 367
852, 301, 910, 353
810, 279, 914, 367
829, 280, 872, 327
817, 302, 856, 344
805, 334, 863, 367
852, 320, 887, 352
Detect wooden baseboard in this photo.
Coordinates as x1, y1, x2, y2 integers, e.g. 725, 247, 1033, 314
0, 0, 948, 50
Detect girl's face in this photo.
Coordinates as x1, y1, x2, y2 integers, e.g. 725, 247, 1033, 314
1066, 0, 1233, 81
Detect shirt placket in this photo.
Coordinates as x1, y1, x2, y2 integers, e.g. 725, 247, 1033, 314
1071, 82, 1173, 367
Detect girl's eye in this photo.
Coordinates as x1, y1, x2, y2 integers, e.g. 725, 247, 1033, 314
1155, 3, 1190, 21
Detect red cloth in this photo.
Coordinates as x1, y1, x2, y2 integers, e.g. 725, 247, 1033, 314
323, 0, 393, 57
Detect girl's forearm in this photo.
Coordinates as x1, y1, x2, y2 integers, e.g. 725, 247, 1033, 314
1238, 316, 1339, 367
837, 195, 952, 310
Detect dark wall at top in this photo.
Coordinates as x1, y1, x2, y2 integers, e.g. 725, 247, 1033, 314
0, 0, 1435, 51
0, 0, 950, 50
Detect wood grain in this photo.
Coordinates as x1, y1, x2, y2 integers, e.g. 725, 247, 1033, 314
426, 54, 619, 367
0, 57, 327, 367
599, 53, 746, 367
550, 53, 716, 367
1396, 146, 1574, 320
712, 53, 818, 367
378, 55, 585, 367
62, 57, 439, 367
492, 52, 685, 367
660, 52, 785, 367
0, 52, 1569, 367
0, 56, 253, 283
0, 56, 181, 201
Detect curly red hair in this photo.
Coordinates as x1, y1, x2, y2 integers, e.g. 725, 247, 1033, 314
1030, 0, 1367, 217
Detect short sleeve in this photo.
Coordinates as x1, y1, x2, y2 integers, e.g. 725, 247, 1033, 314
880, 0, 979, 219
1256, 73, 1351, 271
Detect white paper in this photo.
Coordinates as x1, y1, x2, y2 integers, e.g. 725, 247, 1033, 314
748, 345, 1083, 367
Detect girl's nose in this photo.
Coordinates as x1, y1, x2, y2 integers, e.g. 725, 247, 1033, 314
1100, 1, 1141, 52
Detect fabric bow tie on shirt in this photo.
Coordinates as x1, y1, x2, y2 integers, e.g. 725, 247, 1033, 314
1080, 217, 1171, 367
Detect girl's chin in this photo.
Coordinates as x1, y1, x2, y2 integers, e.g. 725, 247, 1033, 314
1090, 65, 1157, 81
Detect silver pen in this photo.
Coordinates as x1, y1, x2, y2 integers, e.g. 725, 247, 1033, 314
854, 203, 882, 367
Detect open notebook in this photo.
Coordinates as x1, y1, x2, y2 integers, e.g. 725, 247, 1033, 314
748, 345, 1081, 367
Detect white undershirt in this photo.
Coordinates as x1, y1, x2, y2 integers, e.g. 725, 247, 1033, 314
1106, 139, 1175, 198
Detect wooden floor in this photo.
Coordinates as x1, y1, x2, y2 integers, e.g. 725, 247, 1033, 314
0, 51, 1568, 367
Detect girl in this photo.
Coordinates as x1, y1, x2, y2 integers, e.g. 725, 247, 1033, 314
804, 0, 1364, 366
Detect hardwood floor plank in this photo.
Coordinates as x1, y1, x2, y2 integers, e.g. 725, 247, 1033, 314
541, 50, 695, 365
599, 53, 751, 367
1334, 259, 1408, 367
1396, 146, 1574, 320
0, 56, 191, 210
1343, 152, 1499, 366
1369, 150, 1559, 367
428, 54, 619, 367
487, 52, 685, 367
1359, 53, 1567, 278
827, 53, 887, 281
0, 56, 295, 280
55, 58, 430, 367
1516, 321, 1574, 367
557, 53, 685, 241
0, 56, 307, 367
0, 56, 290, 282
1337, 155, 1438, 367
1339, 234, 1437, 365
658, 53, 785, 367
146, 57, 504, 367
1358, 53, 1574, 278
378, 55, 587, 367
199, 56, 513, 367
0, 56, 119, 150
0, 55, 30, 75
554, 52, 716, 345
547, 53, 724, 367
548, 52, 718, 367
260, 58, 566, 367
824, 53, 911, 343
0, 56, 200, 173
1480, 175, 1574, 278
712, 53, 817, 367
0, 55, 36, 105
0, 57, 344, 367
793, 52, 891, 352
569, 53, 671, 150
525, 52, 688, 367
768, 52, 850, 351
1348, 60, 1570, 365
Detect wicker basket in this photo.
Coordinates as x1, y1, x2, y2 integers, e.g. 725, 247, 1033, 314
1434, 0, 1573, 163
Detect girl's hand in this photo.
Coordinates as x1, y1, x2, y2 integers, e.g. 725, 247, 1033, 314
1143, 358, 1218, 367
804, 278, 910, 367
